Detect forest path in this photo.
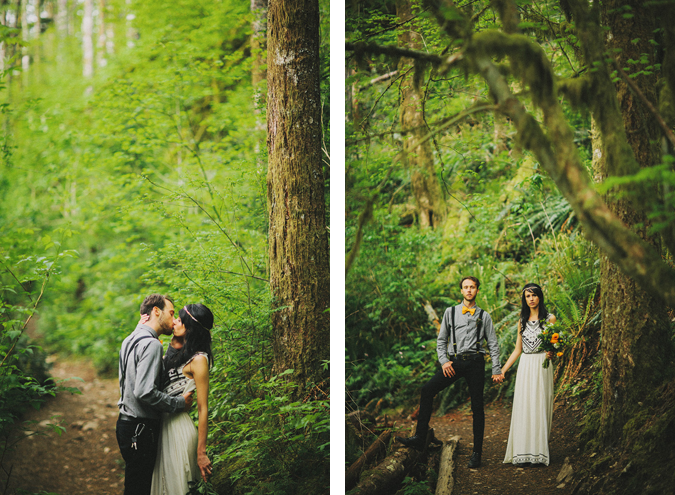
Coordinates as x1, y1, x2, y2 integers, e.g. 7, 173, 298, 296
5, 357, 123, 495
395, 400, 578, 495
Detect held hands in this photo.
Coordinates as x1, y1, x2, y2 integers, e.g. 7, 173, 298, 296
198, 452, 213, 481
442, 361, 455, 378
492, 373, 505, 384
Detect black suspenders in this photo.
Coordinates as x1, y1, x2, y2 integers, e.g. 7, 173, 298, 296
449, 306, 485, 356
120, 334, 155, 401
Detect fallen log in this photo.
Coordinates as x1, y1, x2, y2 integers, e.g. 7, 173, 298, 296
345, 429, 392, 491
435, 436, 460, 495
349, 429, 436, 495
423, 300, 441, 333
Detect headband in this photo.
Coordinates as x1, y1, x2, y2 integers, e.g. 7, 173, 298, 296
184, 306, 199, 324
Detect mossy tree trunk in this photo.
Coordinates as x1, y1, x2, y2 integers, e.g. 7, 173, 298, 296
266, 0, 329, 393
594, 0, 672, 446
396, 0, 444, 229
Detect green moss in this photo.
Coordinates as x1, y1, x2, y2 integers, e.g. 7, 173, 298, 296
659, 82, 675, 128
470, 31, 554, 108
557, 77, 594, 111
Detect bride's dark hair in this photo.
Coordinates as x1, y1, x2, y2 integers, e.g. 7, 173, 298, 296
165, 303, 214, 370
519, 283, 550, 334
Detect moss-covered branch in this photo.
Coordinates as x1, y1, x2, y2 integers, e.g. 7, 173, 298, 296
466, 35, 675, 306
346, 41, 444, 67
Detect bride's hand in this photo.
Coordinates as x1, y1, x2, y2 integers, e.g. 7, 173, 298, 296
138, 313, 150, 325
198, 452, 212, 481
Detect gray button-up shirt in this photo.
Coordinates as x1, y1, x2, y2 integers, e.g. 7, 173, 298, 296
436, 304, 502, 375
117, 324, 185, 419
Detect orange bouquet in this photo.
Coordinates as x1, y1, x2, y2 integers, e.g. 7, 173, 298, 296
536, 322, 568, 368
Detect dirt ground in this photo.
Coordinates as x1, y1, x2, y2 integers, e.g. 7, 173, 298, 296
4, 357, 124, 495
392, 397, 579, 495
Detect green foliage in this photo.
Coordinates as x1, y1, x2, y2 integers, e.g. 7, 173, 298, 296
1, 0, 330, 492
399, 476, 433, 495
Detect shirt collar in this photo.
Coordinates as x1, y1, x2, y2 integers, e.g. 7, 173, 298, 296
136, 323, 159, 339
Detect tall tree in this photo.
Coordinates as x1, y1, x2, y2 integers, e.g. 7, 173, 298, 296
20, 0, 28, 71
82, 0, 92, 77
266, 0, 329, 391
96, 0, 106, 67
590, 0, 672, 445
396, 0, 444, 228
251, 0, 267, 175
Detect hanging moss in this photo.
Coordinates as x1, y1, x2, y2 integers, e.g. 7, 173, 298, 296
468, 31, 555, 109
557, 76, 594, 111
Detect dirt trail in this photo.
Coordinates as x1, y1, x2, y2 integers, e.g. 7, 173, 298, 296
393, 399, 579, 495
4, 357, 123, 495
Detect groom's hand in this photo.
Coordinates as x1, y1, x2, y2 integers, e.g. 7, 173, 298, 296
442, 361, 455, 378
183, 391, 194, 411
492, 374, 504, 384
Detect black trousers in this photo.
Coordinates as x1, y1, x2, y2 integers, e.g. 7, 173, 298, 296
416, 357, 486, 453
116, 416, 161, 495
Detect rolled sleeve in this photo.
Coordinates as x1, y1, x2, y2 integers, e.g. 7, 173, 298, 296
482, 313, 502, 375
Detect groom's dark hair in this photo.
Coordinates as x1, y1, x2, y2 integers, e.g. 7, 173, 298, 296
140, 293, 174, 315
459, 276, 480, 289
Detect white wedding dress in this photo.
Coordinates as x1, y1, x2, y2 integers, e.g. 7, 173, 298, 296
503, 319, 554, 465
151, 352, 208, 495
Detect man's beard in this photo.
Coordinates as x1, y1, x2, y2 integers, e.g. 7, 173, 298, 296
160, 315, 174, 333
464, 294, 476, 302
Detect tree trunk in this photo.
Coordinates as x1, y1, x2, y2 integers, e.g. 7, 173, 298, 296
251, 0, 267, 188
596, 0, 672, 446
266, 0, 329, 392
396, 0, 444, 228
82, 0, 93, 78
20, 0, 28, 72
96, 0, 106, 68
251, 0, 267, 105
0, 1, 6, 73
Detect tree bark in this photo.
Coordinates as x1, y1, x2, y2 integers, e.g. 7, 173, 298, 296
594, 0, 672, 446
396, 0, 444, 229
266, 0, 329, 391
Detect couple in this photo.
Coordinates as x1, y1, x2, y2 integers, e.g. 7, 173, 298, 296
116, 293, 215, 495
397, 277, 556, 468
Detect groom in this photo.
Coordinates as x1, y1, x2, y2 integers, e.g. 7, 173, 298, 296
397, 277, 503, 468
116, 294, 194, 495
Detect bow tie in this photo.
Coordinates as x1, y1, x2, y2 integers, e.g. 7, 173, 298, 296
462, 306, 476, 316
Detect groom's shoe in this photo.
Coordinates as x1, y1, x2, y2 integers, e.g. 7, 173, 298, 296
395, 431, 427, 451
468, 451, 482, 468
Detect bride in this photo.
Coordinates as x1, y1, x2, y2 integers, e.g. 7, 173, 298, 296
499, 283, 556, 466
149, 303, 214, 494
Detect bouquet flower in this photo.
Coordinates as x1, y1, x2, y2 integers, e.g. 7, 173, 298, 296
536, 322, 568, 368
